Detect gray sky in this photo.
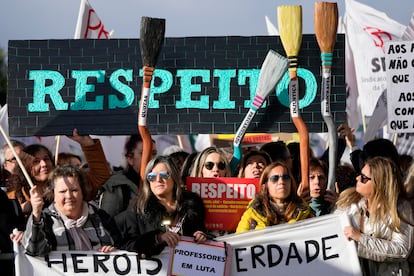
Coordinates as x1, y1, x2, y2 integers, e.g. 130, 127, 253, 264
1, 0, 413, 51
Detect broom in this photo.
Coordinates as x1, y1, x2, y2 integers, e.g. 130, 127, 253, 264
314, 2, 339, 191
138, 16, 165, 182
231, 50, 288, 172
277, 5, 310, 193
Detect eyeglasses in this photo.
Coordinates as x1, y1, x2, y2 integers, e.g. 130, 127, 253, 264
269, 174, 291, 183
147, 171, 170, 182
204, 161, 226, 171
5, 157, 17, 163
359, 173, 371, 184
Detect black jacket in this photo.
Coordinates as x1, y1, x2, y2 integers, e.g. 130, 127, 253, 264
114, 190, 206, 258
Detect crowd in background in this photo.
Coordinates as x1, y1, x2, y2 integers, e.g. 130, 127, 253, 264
0, 122, 414, 276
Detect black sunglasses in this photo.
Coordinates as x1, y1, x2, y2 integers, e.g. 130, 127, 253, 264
359, 173, 371, 184
204, 161, 226, 170
147, 171, 170, 182
269, 174, 291, 183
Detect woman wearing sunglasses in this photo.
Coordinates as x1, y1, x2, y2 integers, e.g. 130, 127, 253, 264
114, 155, 207, 258
236, 161, 312, 233
190, 146, 231, 178
335, 156, 414, 276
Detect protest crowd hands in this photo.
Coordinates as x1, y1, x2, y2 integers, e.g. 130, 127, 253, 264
99, 245, 117, 253
68, 128, 94, 147
29, 185, 44, 223
337, 123, 356, 149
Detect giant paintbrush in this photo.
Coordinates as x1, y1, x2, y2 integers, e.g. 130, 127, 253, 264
314, 2, 338, 191
138, 16, 165, 182
231, 50, 288, 172
277, 5, 310, 192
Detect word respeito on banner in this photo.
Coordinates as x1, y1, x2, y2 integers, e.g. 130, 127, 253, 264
386, 40, 414, 133
186, 177, 260, 231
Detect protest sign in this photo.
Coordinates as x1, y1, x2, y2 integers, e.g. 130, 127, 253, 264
186, 177, 260, 231
15, 214, 360, 276
385, 40, 414, 133
168, 237, 230, 276
7, 35, 345, 137
216, 213, 361, 275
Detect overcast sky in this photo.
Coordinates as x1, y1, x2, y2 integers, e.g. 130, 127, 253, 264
1, 0, 413, 51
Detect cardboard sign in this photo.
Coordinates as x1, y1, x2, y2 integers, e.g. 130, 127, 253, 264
7, 35, 345, 136
385, 40, 414, 133
186, 177, 260, 231
168, 236, 230, 276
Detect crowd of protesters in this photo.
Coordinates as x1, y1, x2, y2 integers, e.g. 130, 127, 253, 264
0, 121, 413, 275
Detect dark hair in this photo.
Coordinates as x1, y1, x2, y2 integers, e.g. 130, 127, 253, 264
124, 134, 143, 158
44, 165, 88, 202
360, 138, 400, 173
23, 144, 53, 162
309, 158, 328, 176
237, 150, 271, 178
259, 141, 291, 163
336, 163, 357, 193
258, 161, 304, 224
134, 156, 183, 214
57, 152, 82, 166
180, 152, 198, 187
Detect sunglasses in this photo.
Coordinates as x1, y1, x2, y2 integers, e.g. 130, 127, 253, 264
269, 174, 291, 183
5, 157, 17, 163
359, 173, 371, 184
147, 171, 170, 182
204, 161, 226, 170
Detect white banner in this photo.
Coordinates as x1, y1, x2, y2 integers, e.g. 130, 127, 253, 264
216, 213, 361, 275
15, 214, 361, 275
385, 40, 414, 133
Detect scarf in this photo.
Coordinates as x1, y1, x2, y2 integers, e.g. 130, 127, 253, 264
57, 202, 92, 251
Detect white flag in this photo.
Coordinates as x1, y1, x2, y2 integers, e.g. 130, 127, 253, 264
74, 0, 112, 39
265, 15, 279, 36
403, 13, 414, 40
344, 0, 405, 117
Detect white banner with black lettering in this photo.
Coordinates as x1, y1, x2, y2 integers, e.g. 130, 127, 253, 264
15, 214, 361, 275
216, 213, 361, 275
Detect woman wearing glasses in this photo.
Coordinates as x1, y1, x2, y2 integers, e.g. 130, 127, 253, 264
115, 155, 207, 258
190, 146, 231, 178
236, 161, 312, 233
335, 156, 414, 276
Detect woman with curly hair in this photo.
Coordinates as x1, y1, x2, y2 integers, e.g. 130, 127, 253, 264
236, 161, 312, 233
335, 156, 414, 276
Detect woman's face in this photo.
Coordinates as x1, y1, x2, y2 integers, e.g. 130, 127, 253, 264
266, 165, 292, 204
244, 155, 267, 178
202, 152, 226, 178
30, 149, 53, 185
53, 176, 83, 219
148, 163, 175, 199
356, 164, 373, 199
309, 167, 327, 198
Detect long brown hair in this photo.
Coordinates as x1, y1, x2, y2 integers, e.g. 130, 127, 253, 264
134, 155, 183, 214
258, 161, 304, 224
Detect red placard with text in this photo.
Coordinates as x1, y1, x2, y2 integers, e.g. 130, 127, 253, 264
186, 177, 260, 231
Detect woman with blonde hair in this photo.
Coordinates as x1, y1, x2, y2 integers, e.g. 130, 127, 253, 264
190, 146, 231, 178
236, 161, 312, 233
335, 156, 414, 276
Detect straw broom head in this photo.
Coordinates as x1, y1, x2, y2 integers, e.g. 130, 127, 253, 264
140, 16, 166, 68
277, 6, 302, 58
314, 2, 338, 55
